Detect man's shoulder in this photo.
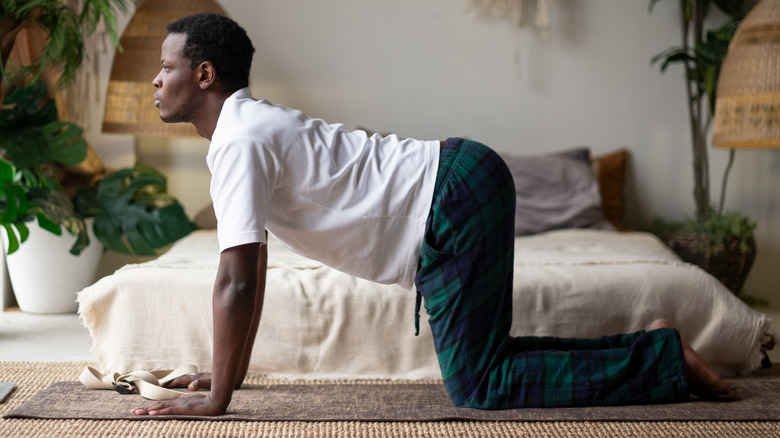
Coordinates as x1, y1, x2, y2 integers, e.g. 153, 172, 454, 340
225, 94, 303, 129
215, 98, 292, 141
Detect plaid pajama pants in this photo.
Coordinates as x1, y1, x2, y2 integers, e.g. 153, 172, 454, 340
414, 138, 689, 409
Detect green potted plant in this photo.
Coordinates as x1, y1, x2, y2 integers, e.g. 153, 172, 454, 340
0, 80, 93, 255
648, 0, 758, 296
0, 0, 196, 312
649, 209, 757, 294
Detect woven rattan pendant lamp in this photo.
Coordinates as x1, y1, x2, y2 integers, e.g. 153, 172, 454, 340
712, 0, 780, 209
102, 0, 227, 137
713, 0, 780, 149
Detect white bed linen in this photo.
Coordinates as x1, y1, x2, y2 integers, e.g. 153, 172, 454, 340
78, 229, 774, 379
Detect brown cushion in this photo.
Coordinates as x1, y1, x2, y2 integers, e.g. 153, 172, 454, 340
592, 149, 629, 231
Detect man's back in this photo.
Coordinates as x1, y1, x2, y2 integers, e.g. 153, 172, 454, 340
208, 88, 441, 287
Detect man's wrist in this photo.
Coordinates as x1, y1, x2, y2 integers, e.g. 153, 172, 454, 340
207, 392, 231, 414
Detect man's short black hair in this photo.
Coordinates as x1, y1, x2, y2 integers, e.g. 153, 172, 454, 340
167, 13, 255, 93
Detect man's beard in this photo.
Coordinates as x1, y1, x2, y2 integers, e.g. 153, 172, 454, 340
160, 114, 188, 123
159, 104, 194, 124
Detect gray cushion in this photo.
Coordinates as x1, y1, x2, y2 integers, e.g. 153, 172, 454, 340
500, 148, 615, 236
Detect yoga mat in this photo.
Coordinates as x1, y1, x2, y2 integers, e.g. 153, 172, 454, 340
6, 379, 780, 422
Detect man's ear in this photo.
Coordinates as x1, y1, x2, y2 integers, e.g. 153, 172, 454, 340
197, 61, 218, 90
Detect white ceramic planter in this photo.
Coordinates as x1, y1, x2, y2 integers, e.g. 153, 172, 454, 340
3, 220, 103, 314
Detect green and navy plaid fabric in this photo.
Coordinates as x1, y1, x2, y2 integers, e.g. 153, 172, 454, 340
415, 138, 688, 409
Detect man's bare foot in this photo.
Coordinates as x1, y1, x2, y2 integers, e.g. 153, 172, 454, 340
648, 318, 736, 402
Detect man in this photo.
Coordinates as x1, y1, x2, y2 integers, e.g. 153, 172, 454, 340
131, 13, 734, 417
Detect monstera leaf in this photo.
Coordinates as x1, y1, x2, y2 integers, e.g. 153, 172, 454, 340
78, 163, 196, 256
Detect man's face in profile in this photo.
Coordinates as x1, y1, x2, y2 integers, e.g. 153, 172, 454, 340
153, 33, 199, 124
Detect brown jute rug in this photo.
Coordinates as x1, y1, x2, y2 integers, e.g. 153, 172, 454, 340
2, 362, 780, 438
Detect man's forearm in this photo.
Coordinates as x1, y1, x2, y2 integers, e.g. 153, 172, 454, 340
209, 243, 262, 411
234, 243, 268, 387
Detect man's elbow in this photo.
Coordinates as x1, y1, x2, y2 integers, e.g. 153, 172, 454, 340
214, 279, 257, 311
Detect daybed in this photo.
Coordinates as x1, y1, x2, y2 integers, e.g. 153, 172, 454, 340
77, 148, 775, 379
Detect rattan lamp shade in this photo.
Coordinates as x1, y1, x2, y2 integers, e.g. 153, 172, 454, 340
102, 0, 227, 137
713, 0, 780, 149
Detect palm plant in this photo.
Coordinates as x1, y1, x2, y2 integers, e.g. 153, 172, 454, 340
649, 0, 754, 219
648, 0, 759, 295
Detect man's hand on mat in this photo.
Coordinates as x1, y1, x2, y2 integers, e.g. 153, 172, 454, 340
131, 394, 225, 416
162, 372, 212, 391
163, 372, 246, 391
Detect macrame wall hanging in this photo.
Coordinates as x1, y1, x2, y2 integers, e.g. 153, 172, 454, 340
464, 0, 552, 77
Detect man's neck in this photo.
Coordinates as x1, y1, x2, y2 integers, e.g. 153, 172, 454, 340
194, 92, 231, 140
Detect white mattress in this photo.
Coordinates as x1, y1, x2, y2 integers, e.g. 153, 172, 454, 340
78, 229, 775, 379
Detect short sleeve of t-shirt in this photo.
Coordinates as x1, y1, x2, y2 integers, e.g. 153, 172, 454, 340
207, 138, 278, 250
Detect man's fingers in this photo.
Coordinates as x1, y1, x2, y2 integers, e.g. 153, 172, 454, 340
131, 394, 219, 417
131, 398, 187, 415
131, 403, 167, 416
147, 406, 176, 416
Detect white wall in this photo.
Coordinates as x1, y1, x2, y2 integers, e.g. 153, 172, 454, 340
85, 0, 780, 307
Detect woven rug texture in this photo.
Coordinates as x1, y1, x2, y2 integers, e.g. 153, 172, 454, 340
1, 362, 780, 437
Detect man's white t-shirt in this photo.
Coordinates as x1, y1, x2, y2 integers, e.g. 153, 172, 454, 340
207, 88, 440, 289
